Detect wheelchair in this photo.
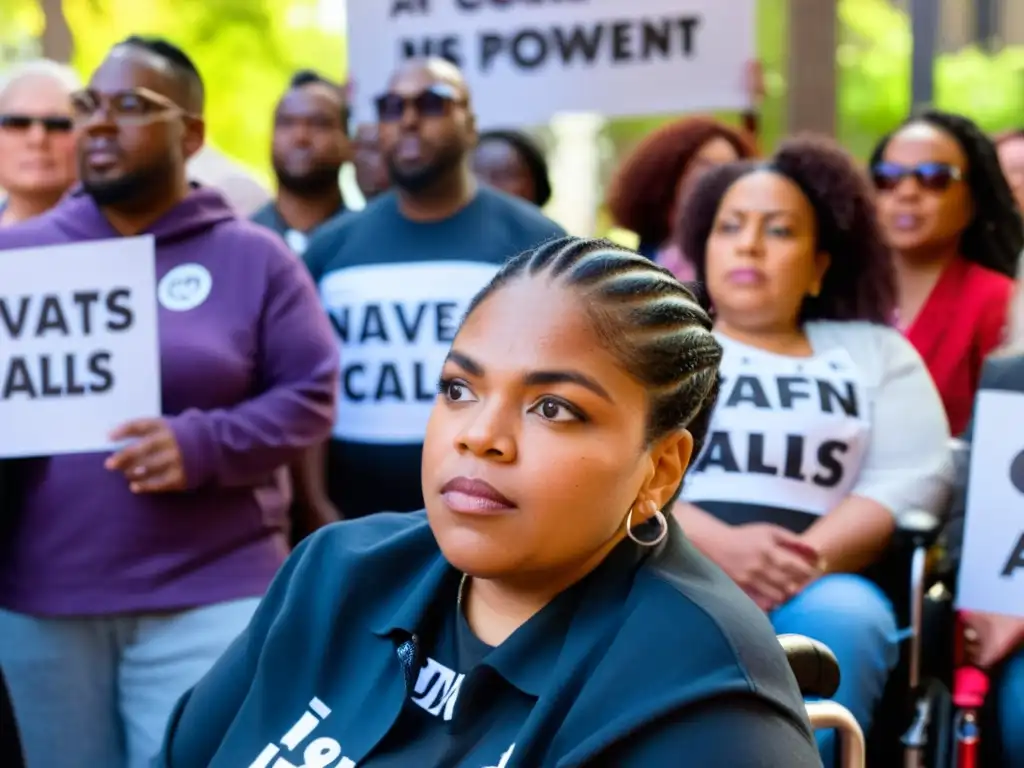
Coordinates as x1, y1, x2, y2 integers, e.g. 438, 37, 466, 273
781, 633, 866, 768
787, 437, 1010, 767
777, 504, 953, 768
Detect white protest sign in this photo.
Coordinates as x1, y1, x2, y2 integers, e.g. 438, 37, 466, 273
956, 389, 1024, 618
0, 236, 162, 458
346, 0, 756, 127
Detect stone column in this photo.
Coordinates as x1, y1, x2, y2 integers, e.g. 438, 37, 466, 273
547, 113, 606, 236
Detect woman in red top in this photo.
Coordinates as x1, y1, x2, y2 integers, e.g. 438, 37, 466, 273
870, 110, 1022, 435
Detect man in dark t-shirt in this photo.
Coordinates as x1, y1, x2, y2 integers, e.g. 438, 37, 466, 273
303, 58, 564, 519
251, 70, 350, 256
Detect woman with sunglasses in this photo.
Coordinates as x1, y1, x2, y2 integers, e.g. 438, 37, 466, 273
157, 236, 822, 768
674, 136, 951, 766
870, 109, 1023, 435
0, 60, 80, 227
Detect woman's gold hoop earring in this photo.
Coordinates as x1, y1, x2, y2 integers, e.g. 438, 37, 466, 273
626, 502, 669, 548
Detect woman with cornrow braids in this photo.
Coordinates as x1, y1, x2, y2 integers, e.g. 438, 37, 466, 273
871, 109, 1023, 435
674, 136, 952, 766
156, 236, 822, 767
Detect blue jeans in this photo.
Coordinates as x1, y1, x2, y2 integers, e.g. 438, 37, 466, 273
0, 598, 259, 768
998, 644, 1024, 765
771, 574, 900, 767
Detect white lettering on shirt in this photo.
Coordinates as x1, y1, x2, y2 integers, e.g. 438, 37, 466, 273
682, 336, 870, 516
483, 743, 516, 768
411, 656, 464, 721
248, 697, 356, 768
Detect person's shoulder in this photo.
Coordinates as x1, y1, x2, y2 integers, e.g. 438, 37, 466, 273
299, 510, 434, 564
565, 534, 812, 761
581, 533, 807, 718
808, 319, 901, 346
809, 320, 923, 373
963, 259, 1015, 297
475, 186, 566, 239
249, 202, 279, 229
270, 512, 437, 611
302, 202, 389, 278
213, 216, 297, 271
639, 537, 802, 699
980, 351, 1024, 391
0, 205, 74, 250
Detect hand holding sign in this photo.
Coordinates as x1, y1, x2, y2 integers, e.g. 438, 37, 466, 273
105, 417, 186, 493
961, 611, 1024, 669
710, 523, 823, 612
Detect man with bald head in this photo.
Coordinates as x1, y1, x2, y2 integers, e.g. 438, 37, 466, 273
0, 36, 337, 768
304, 57, 564, 520
0, 60, 79, 226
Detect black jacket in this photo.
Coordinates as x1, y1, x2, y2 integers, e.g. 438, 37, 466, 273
158, 511, 819, 767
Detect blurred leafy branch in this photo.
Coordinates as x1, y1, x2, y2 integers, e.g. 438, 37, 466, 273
3, 0, 1024, 183
1, 0, 346, 183
608, 0, 1024, 160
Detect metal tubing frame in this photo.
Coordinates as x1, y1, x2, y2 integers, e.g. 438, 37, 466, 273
806, 701, 866, 768
908, 544, 928, 691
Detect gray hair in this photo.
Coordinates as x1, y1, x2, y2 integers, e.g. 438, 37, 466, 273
0, 59, 82, 100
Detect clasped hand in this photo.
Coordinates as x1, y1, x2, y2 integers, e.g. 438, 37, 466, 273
104, 417, 187, 493
962, 610, 1024, 670
711, 523, 824, 613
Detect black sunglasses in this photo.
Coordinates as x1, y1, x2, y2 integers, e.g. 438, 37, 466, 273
0, 114, 74, 133
871, 161, 964, 192
374, 85, 464, 123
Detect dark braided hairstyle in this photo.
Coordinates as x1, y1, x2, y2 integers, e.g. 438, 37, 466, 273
870, 109, 1023, 278
464, 236, 723, 473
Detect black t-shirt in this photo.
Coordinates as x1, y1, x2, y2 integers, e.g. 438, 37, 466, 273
363, 587, 527, 768
250, 202, 345, 256
303, 188, 565, 519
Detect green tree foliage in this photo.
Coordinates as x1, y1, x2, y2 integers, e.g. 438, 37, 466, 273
65, 0, 346, 180
3, 0, 345, 181
838, 0, 1024, 157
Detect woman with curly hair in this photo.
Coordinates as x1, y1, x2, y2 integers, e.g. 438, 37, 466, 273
673, 136, 952, 765
606, 117, 756, 281
870, 110, 1023, 434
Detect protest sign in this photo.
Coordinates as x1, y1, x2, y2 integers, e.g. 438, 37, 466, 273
347, 0, 756, 126
957, 389, 1024, 618
0, 236, 161, 458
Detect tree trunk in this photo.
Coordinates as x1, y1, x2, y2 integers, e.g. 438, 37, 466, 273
39, 0, 73, 62
786, 0, 837, 136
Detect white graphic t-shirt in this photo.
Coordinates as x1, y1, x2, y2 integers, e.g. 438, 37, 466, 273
319, 261, 500, 444
683, 333, 872, 525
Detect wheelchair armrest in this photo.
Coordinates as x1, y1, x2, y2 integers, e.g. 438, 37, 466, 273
778, 634, 841, 699
894, 509, 943, 549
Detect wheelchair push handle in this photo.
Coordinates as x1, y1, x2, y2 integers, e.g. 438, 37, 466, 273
778, 633, 841, 699
895, 508, 943, 549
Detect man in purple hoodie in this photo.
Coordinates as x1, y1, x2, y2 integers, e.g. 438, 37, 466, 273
0, 37, 338, 768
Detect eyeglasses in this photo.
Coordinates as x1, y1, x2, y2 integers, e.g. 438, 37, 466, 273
374, 85, 465, 123
0, 114, 74, 133
70, 87, 186, 124
871, 161, 964, 192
